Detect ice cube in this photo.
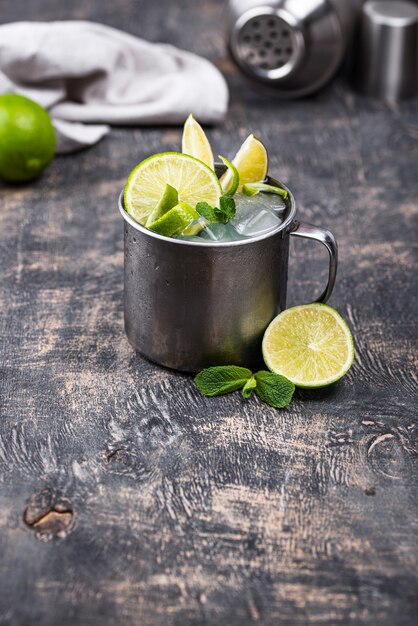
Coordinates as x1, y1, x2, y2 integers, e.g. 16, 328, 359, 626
199, 222, 246, 242
234, 193, 259, 221
200, 223, 223, 241
234, 191, 287, 217
233, 209, 282, 237
266, 195, 287, 212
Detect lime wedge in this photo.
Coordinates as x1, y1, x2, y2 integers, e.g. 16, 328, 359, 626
145, 183, 178, 227
124, 152, 221, 225
243, 182, 288, 199
182, 114, 214, 170
220, 134, 268, 191
148, 202, 203, 237
218, 155, 239, 196
262, 304, 355, 388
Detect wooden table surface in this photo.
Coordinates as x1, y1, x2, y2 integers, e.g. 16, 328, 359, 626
1, 1, 417, 625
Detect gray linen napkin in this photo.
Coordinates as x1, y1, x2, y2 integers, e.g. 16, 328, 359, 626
0, 21, 228, 153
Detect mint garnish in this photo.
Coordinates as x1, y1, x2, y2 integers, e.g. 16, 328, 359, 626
196, 195, 236, 225
217, 195, 236, 223
194, 366, 252, 396
254, 371, 295, 408
242, 376, 257, 398
194, 365, 295, 409
195, 201, 217, 222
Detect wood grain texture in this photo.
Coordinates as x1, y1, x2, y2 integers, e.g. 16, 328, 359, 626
0, 1, 417, 625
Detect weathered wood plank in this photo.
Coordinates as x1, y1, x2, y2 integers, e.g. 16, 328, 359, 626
0, 0, 417, 625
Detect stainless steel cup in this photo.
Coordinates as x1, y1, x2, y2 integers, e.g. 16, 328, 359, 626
351, 0, 418, 101
119, 172, 338, 372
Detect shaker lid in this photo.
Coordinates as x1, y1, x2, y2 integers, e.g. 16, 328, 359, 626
227, 1, 346, 98
352, 0, 418, 100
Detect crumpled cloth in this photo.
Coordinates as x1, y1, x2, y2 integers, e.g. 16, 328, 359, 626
0, 21, 228, 153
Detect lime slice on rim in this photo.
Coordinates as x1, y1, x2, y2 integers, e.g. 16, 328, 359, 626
148, 202, 203, 237
218, 155, 239, 196
124, 152, 221, 225
243, 182, 288, 198
220, 134, 268, 191
182, 114, 215, 170
262, 304, 355, 388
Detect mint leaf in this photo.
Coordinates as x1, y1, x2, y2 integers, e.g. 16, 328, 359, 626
220, 195, 236, 219
215, 195, 236, 223
254, 371, 295, 408
242, 376, 257, 399
195, 366, 252, 397
196, 196, 236, 225
194, 366, 295, 408
196, 201, 217, 221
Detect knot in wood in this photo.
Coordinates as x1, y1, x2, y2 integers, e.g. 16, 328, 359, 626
23, 488, 74, 541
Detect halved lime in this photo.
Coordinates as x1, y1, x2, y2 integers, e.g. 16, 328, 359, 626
182, 114, 214, 170
220, 134, 268, 191
148, 202, 203, 237
219, 155, 239, 196
145, 183, 178, 227
262, 304, 355, 388
124, 152, 221, 225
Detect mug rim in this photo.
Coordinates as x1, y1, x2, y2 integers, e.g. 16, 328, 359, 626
118, 172, 297, 248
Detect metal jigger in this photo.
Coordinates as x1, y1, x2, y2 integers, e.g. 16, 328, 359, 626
352, 0, 418, 101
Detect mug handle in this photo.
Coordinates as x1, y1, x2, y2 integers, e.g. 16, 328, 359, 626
290, 221, 338, 304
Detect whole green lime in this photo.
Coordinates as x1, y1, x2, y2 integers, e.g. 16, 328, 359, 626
0, 94, 56, 182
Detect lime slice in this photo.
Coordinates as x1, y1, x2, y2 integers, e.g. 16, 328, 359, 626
262, 304, 355, 388
148, 202, 203, 237
243, 182, 288, 199
145, 183, 178, 227
182, 114, 214, 170
124, 152, 221, 225
219, 155, 239, 196
220, 134, 268, 191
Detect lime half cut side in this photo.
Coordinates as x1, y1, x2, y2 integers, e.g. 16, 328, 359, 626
124, 152, 221, 225
262, 303, 355, 388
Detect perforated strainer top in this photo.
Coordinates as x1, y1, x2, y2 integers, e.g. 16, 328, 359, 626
236, 13, 300, 76
228, 1, 349, 96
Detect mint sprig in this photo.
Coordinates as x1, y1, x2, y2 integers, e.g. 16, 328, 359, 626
242, 376, 257, 398
254, 371, 295, 408
194, 365, 295, 409
217, 196, 236, 223
195, 201, 217, 222
196, 195, 236, 225
194, 366, 252, 396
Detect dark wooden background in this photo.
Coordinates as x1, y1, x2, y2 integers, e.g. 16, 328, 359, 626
1, 1, 417, 624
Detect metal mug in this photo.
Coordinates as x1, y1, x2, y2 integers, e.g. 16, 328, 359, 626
119, 169, 338, 372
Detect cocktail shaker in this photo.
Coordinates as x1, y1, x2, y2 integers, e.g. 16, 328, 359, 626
226, 0, 365, 97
